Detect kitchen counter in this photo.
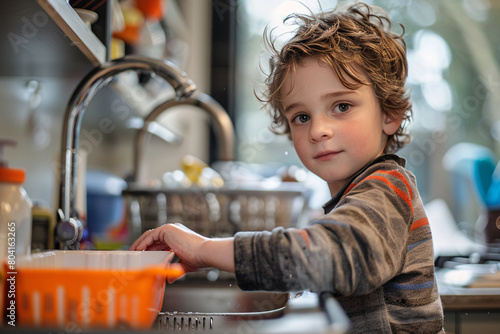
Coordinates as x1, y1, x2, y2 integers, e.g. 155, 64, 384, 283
439, 285, 500, 311
437, 268, 500, 310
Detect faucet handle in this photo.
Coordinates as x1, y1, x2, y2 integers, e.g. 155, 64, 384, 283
56, 209, 83, 249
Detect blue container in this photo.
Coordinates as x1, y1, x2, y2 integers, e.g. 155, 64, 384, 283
86, 170, 126, 236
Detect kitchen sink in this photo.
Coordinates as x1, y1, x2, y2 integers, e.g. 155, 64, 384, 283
155, 273, 289, 332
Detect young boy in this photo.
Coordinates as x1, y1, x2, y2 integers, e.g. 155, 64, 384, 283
130, 3, 444, 332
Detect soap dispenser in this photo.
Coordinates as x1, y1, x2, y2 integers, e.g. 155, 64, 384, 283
0, 140, 32, 260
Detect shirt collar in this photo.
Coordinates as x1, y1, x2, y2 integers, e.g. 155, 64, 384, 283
322, 154, 406, 214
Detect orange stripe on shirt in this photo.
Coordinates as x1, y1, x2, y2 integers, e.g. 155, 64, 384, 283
364, 175, 414, 214
410, 217, 429, 231
344, 183, 358, 196
296, 229, 311, 247
375, 170, 413, 200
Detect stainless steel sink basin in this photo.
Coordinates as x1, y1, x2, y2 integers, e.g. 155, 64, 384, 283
155, 276, 289, 332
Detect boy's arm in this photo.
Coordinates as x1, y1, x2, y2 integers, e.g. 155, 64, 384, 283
199, 237, 235, 273
130, 223, 235, 274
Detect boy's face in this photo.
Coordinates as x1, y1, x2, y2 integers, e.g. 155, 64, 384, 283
282, 57, 401, 195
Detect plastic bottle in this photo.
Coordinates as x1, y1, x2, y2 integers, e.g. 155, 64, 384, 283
1, 140, 32, 324
0, 140, 32, 259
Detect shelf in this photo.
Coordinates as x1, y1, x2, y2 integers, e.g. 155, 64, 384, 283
0, 0, 106, 77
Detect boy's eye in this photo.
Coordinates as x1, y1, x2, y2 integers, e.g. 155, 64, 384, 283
291, 114, 310, 124
334, 103, 351, 113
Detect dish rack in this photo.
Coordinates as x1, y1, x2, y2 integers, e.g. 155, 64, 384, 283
123, 182, 311, 240
4, 250, 183, 330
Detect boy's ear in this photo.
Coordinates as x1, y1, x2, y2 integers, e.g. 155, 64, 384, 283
383, 115, 402, 136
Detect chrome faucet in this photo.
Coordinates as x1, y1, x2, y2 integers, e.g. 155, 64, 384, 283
57, 55, 196, 249
132, 92, 235, 184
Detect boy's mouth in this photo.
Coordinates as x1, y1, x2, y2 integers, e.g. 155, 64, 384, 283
314, 150, 342, 161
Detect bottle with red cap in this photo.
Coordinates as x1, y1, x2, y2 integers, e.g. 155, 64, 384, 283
0, 140, 32, 260
1, 140, 32, 324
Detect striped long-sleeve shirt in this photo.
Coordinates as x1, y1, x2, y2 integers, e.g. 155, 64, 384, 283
234, 154, 444, 333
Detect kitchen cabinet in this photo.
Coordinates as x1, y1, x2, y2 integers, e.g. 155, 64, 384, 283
0, 0, 106, 78
0, 0, 213, 212
0, 0, 178, 114
443, 311, 500, 334
437, 270, 500, 333
0, 0, 110, 210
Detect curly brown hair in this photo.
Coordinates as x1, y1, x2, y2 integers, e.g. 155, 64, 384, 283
259, 2, 412, 153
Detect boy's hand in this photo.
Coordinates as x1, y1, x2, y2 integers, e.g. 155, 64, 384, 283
129, 223, 235, 275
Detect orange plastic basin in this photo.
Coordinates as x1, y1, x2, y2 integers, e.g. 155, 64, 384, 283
3, 250, 184, 330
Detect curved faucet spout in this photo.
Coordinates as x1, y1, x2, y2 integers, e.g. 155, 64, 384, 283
58, 55, 196, 249
133, 92, 235, 184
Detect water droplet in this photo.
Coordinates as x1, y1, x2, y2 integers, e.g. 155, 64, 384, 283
285, 151, 289, 156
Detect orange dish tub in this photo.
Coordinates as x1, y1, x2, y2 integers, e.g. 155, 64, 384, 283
5, 250, 184, 330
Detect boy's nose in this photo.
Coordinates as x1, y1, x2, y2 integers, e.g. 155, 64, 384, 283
310, 117, 333, 142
